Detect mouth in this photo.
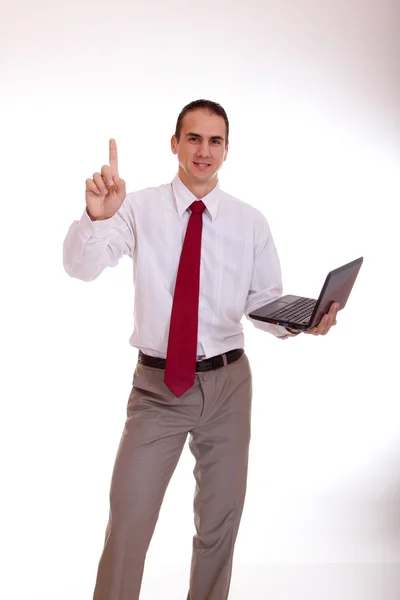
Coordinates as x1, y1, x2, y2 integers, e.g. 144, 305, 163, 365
193, 161, 211, 171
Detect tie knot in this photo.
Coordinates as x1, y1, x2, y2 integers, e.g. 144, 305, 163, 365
190, 200, 206, 215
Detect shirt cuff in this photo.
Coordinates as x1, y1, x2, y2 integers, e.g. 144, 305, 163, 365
277, 326, 298, 338
80, 208, 117, 239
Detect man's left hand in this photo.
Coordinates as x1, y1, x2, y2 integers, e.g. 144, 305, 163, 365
304, 302, 340, 336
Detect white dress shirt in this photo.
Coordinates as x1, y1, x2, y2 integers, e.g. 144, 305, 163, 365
63, 173, 294, 359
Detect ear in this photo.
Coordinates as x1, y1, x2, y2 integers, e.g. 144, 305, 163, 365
171, 135, 178, 155
224, 144, 229, 162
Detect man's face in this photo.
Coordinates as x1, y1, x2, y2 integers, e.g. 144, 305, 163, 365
171, 109, 228, 187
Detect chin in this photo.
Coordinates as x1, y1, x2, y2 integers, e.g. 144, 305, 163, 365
190, 168, 217, 182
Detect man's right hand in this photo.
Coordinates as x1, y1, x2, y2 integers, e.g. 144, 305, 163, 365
85, 138, 127, 221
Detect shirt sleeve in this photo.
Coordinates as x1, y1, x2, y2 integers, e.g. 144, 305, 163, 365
243, 210, 295, 339
62, 196, 135, 282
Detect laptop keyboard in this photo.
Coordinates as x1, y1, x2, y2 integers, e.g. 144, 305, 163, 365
269, 297, 317, 323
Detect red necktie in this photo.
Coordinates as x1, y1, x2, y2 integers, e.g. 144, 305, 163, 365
164, 200, 206, 397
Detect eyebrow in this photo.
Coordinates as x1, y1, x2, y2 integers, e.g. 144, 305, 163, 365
185, 132, 225, 141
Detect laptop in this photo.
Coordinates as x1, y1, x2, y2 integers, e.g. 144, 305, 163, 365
249, 257, 363, 331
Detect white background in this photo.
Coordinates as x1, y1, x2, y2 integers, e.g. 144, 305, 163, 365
2, 0, 399, 598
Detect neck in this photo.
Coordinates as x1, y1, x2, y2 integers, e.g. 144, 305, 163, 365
178, 167, 218, 199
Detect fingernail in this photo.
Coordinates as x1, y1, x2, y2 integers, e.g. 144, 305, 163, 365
108, 180, 113, 186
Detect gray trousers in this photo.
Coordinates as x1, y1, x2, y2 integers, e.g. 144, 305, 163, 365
93, 351, 252, 600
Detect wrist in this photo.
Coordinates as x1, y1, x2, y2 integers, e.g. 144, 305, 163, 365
86, 207, 108, 221
286, 327, 301, 335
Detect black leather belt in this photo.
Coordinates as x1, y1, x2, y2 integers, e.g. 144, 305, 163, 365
138, 348, 244, 372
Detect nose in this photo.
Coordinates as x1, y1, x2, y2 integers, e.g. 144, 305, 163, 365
196, 140, 211, 158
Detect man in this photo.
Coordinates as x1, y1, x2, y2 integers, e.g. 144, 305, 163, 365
63, 99, 339, 600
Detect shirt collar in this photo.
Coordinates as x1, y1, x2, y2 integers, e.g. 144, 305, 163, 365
172, 173, 220, 222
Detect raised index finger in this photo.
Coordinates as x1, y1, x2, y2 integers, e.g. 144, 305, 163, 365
109, 138, 119, 176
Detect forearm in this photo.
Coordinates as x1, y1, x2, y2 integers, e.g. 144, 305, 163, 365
245, 213, 306, 340
246, 315, 294, 339
63, 208, 133, 281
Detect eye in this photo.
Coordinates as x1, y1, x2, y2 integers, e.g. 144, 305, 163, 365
189, 136, 199, 142
212, 139, 221, 144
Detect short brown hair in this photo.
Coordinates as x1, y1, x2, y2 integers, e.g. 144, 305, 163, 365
175, 99, 229, 144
